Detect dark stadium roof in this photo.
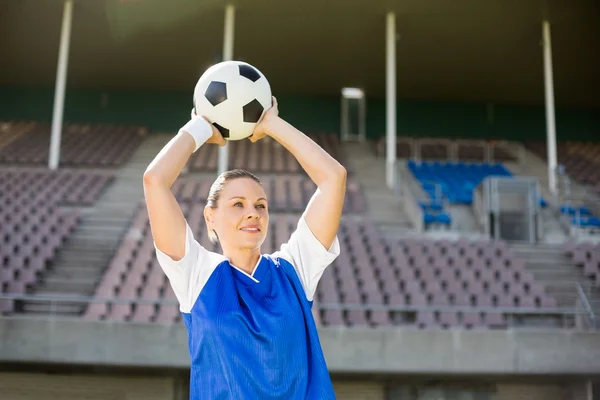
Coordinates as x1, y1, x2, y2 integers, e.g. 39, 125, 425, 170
1, 0, 599, 107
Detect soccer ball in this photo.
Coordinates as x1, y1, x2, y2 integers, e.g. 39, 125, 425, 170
193, 61, 272, 141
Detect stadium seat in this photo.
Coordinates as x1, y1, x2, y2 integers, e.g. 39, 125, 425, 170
526, 140, 600, 196
407, 161, 512, 205
560, 204, 600, 229
170, 175, 366, 214
373, 137, 517, 163
0, 169, 112, 312
561, 205, 592, 217
0, 122, 147, 167
187, 133, 345, 173
316, 231, 559, 329
564, 242, 600, 286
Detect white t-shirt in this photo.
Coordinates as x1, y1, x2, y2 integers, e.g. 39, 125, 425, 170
154, 215, 340, 312
153, 215, 341, 399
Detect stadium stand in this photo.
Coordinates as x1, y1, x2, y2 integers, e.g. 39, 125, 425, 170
403, 160, 513, 230
0, 121, 36, 150
318, 232, 559, 329
0, 121, 147, 167
0, 122, 592, 333
171, 175, 367, 214
84, 201, 561, 329
526, 141, 600, 189
560, 204, 600, 231
187, 133, 345, 173
373, 137, 517, 163
525, 140, 600, 232
407, 161, 513, 205
1, 124, 585, 333
0, 168, 113, 313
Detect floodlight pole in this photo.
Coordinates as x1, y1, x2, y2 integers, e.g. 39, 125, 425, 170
542, 20, 557, 199
385, 12, 397, 189
218, 4, 235, 176
48, 0, 74, 170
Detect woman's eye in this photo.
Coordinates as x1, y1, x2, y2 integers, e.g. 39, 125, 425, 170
256, 204, 266, 209
234, 202, 243, 207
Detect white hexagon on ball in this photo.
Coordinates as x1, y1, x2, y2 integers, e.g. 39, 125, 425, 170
193, 61, 272, 141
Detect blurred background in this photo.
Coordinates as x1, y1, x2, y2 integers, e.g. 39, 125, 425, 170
1, 0, 600, 399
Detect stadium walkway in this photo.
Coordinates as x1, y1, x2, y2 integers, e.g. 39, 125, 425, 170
340, 142, 413, 237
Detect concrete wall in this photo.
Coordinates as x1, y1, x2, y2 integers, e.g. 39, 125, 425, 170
385, 380, 594, 400
0, 372, 385, 400
0, 372, 178, 400
1, 317, 600, 375
1, 372, 592, 400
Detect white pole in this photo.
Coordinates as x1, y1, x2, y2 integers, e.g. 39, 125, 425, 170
385, 12, 397, 189
543, 20, 557, 198
218, 4, 235, 176
48, 0, 74, 170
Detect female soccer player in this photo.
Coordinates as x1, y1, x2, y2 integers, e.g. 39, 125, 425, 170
143, 97, 346, 400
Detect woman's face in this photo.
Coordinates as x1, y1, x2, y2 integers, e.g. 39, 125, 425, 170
206, 177, 269, 251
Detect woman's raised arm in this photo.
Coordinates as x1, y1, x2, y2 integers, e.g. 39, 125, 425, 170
251, 98, 347, 249
143, 116, 225, 261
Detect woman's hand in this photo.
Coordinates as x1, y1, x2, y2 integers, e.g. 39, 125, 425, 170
248, 96, 279, 143
191, 108, 226, 146
204, 118, 227, 146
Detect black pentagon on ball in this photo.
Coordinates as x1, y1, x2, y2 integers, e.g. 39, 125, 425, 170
205, 81, 227, 106
213, 122, 229, 138
239, 64, 261, 82
243, 99, 264, 123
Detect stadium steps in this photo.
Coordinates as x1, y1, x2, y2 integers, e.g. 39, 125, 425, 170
20, 134, 172, 317
447, 204, 479, 233
510, 243, 600, 315
340, 142, 413, 235
396, 161, 482, 236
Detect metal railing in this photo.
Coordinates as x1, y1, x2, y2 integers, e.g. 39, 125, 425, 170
0, 291, 596, 330
555, 165, 600, 238
576, 282, 598, 329
0, 293, 177, 308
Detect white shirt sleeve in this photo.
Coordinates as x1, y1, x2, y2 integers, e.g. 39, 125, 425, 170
154, 221, 223, 313
273, 215, 341, 301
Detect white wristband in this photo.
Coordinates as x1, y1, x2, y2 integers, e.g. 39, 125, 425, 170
179, 116, 213, 152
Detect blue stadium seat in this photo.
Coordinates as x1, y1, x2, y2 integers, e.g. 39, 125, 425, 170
572, 216, 588, 227
571, 216, 600, 228
424, 213, 436, 225
561, 205, 575, 215
423, 211, 452, 226
418, 200, 443, 212
588, 217, 600, 227
562, 204, 597, 228
561, 204, 592, 216
407, 161, 512, 205
435, 212, 452, 225
580, 207, 592, 216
